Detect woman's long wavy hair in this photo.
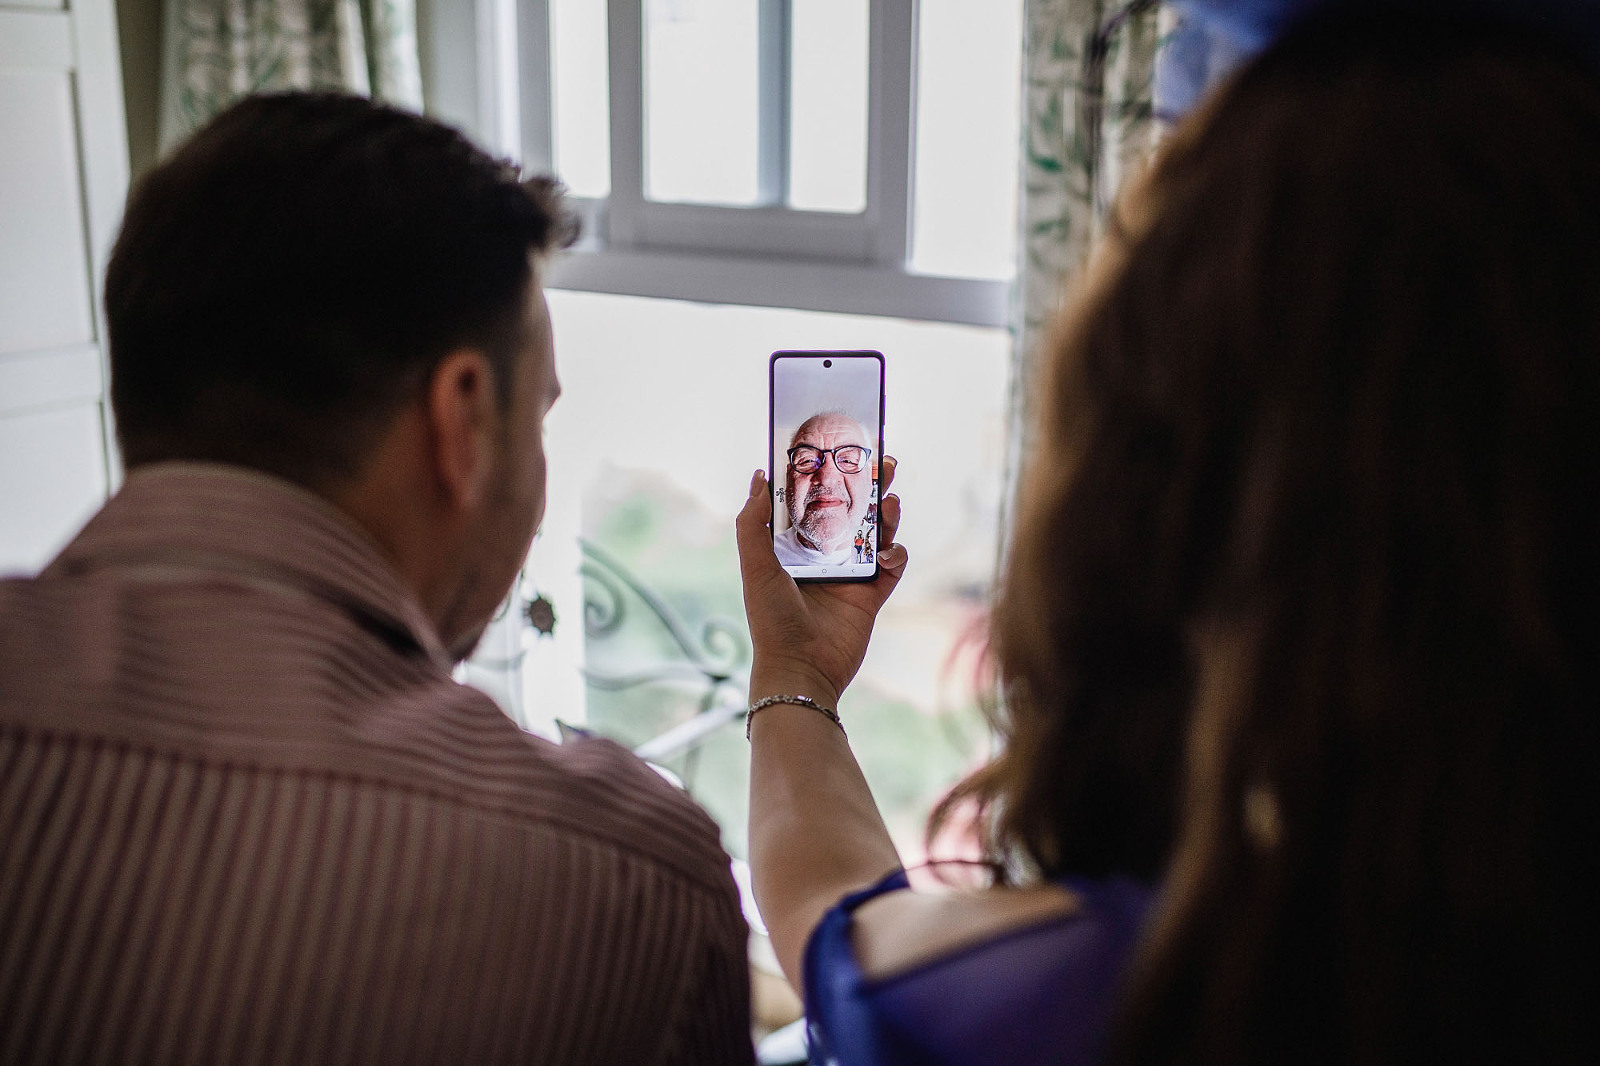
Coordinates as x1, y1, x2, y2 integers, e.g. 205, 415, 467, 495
943, 5, 1600, 1058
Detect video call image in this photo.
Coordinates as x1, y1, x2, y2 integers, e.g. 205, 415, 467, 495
771, 354, 882, 575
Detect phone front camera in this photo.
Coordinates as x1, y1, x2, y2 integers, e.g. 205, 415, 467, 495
824, 359, 833, 368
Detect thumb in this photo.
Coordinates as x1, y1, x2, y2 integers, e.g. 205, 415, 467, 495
735, 470, 782, 581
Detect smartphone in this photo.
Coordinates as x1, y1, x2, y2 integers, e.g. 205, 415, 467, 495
769, 350, 885, 582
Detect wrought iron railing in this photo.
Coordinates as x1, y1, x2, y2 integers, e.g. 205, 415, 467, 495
575, 538, 751, 767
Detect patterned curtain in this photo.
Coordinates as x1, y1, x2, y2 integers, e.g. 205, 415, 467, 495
1004, 0, 1169, 503
157, 0, 424, 153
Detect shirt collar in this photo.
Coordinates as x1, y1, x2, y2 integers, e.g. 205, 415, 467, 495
45, 462, 453, 669
779, 526, 854, 565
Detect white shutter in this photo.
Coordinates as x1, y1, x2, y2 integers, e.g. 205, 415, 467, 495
0, 0, 129, 575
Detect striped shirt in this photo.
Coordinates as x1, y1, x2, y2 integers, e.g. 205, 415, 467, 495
0, 464, 752, 1065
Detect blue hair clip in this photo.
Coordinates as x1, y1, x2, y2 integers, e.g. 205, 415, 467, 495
1154, 0, 1600, 122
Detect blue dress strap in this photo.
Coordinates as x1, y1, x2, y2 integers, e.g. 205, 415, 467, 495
802, 868, 1153, 1066
803, 868, 915, 1066
838, 868, 911, 909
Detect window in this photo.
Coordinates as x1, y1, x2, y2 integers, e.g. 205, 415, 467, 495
453, 0, 1023, 864
463, 0, 1022, 326
492, 292, 1009, 866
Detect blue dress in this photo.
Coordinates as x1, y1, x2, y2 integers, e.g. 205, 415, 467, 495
802, 869, 1153, 1066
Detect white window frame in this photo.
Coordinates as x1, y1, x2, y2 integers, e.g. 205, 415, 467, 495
426, 0, 1009, 328
596, 0, 909, 263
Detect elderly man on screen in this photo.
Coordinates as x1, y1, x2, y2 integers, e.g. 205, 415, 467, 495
774, 412, 875, 566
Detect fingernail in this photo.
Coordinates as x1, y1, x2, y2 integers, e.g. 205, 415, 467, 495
749, 469, 764, 495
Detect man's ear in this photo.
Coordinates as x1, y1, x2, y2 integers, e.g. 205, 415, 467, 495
425, 348, 500, 513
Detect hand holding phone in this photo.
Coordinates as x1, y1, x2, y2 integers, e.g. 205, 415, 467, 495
769, 351, 885, 582
734, 457, 907, 712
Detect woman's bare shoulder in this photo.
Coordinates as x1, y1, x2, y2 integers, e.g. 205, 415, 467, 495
848, 882, 1083, 981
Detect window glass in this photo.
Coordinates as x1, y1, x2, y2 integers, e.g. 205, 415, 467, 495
644, 0, 762, 206
911, 0, 1025, 279
788, 0, 869, 213
550, 0, 611, 198
530, 290, 1008, 861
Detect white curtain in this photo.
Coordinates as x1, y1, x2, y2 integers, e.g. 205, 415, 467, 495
158, 0, 424, 153
1005, 0, 1168, 496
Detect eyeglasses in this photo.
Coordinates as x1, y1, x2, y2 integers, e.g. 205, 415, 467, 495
787, 444, 871, 475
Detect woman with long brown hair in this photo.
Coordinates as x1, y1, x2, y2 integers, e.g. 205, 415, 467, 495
739, 0, 1600, 1063
1105, 2, 1600, 1061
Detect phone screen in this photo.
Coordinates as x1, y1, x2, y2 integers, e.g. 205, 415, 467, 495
769, 350, 885, 582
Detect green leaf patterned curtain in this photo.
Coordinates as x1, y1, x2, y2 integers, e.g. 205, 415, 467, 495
1005, 0, 1168, 498
157, 0, 424, 153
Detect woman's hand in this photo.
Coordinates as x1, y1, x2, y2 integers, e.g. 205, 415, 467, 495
735, 457, 909, 705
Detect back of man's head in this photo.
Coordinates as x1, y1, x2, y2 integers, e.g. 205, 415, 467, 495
105, 92, 572, 490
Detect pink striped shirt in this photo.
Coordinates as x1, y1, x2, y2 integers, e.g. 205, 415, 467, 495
0, 464, 752, 1065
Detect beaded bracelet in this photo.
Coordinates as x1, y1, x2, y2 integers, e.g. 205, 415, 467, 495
744, 694, 845, 740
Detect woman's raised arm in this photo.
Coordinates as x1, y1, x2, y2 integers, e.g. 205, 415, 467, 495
737, 461, 909, 989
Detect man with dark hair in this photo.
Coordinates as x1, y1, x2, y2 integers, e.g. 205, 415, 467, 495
0, 93, 752, 1064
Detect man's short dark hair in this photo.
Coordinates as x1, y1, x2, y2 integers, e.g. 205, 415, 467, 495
105, 92, 575, 488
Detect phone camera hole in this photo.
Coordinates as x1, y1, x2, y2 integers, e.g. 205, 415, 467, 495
823, 359, 832, 368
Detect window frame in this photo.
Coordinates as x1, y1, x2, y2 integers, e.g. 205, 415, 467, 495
446, 0, 1011, 327
599, 0, 909, 264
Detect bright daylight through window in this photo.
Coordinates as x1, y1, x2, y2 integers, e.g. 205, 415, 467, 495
467, 0, 1026, 870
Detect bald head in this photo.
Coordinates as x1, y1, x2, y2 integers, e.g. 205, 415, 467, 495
785, 412, 873, 553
